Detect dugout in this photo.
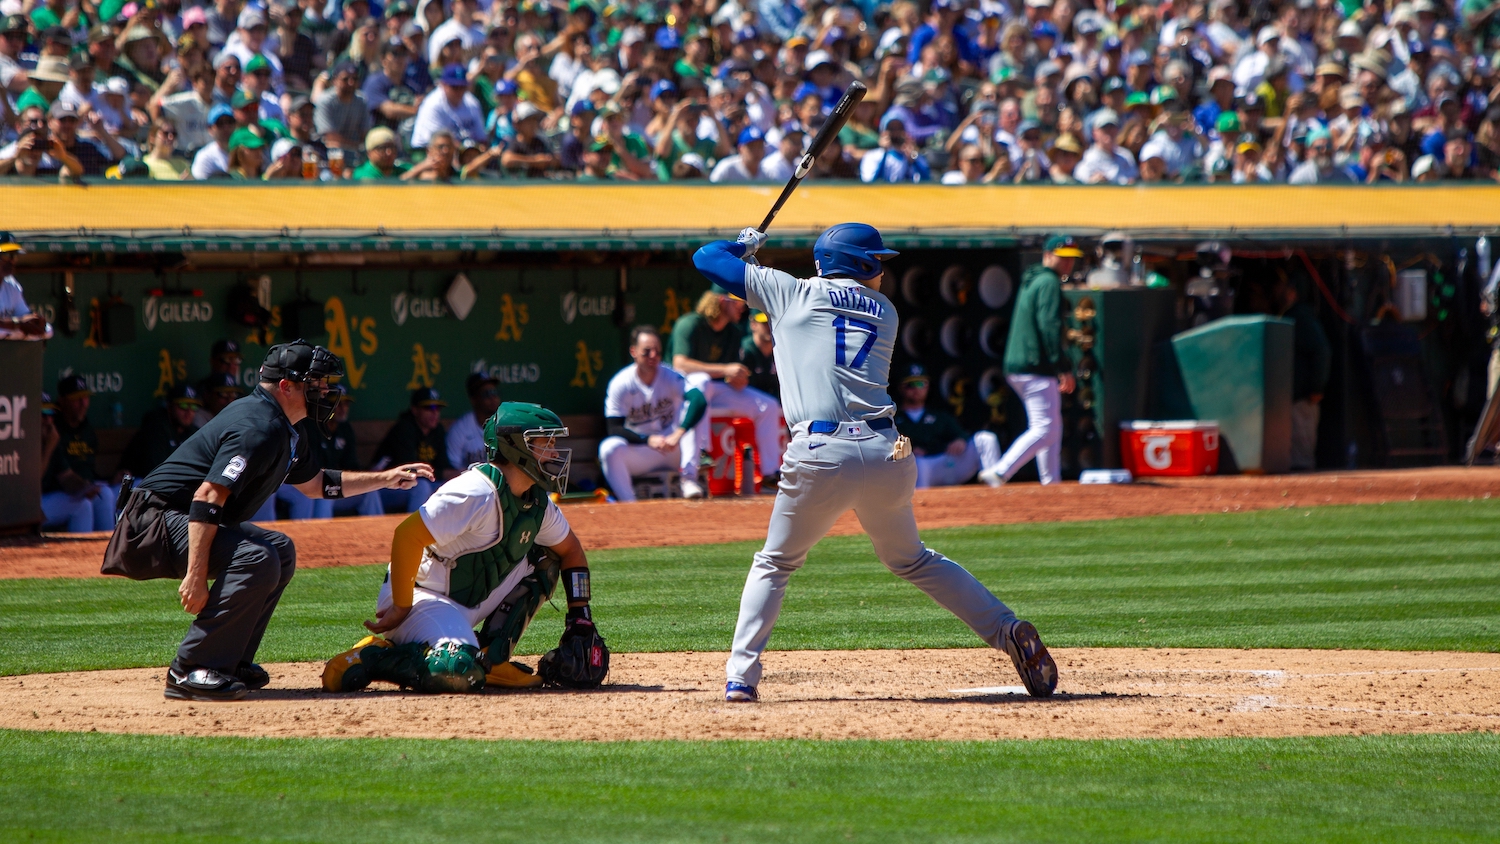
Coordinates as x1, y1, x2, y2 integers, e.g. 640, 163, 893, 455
4, 182, 1498, 505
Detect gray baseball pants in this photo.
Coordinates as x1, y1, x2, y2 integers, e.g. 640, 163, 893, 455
726, 423, 1017, 687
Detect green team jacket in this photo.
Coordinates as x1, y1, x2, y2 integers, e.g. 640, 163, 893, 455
437, 465, 550, 609
1003, 264, 1067, 377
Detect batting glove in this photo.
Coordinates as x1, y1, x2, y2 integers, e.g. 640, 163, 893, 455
737, 227, 768, 259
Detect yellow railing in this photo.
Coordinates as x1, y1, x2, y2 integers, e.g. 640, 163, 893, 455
14, 182, 1500, 238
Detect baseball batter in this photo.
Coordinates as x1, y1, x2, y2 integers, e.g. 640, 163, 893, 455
322, 402, 609, 694
693, 223, 1059, 702
599, 325, 708, 502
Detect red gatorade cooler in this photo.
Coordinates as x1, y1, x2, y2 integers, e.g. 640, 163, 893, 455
1119, 420, 1220, 477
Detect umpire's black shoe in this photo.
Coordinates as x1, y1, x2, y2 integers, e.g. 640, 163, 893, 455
165, 666, 248, 702
234, 662, 271, 690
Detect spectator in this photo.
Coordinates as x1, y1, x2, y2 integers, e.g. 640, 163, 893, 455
191, 103, 237, 179
1138, 103, 1205, 179
670, 288, 785, 495
411, 62, 486, 149
1047, 133, 1084, 182
154, 68, 216, 152
759, 125, 805, 182
315, 61, 372, 158
144, 119, 191, 179
41, 374, 117, 532
371, 386, 453, 511
557, 100, 597, 172
264, 138, 307, 179
499, 101, 556, 176
45, 101, 121, 176
119, 383, 201, 481
242, 55, 286, 124
409, 130, 459, 181
228, 127, 269, 179
223, 6, 284, 95
0, 233, 46, 336
710, 125, 766, 182
354, 127, 409, 178
194, 372, 244, 427
1288, 127, 1354, 183
274, 1, 318, 95
0, 108, 86, 180
1076, 108, 1138, 184
363, 37, 420, 133
598, 325, 703, 502
861, 116, 932, 182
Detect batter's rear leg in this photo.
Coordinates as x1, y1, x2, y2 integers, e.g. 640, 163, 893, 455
853, 464, 1058, 697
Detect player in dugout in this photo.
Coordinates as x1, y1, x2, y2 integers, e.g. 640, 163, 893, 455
670, 286, 785, 497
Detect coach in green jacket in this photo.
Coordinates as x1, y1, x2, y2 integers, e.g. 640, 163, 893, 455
982, 235, 1083, 487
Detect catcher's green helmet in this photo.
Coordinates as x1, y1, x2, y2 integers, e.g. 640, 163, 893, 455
484, 402, 571, 494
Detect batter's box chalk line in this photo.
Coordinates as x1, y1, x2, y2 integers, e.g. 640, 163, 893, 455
948, 686, 1032, 695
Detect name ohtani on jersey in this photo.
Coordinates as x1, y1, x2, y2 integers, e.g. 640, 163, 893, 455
826, 287, 885, 318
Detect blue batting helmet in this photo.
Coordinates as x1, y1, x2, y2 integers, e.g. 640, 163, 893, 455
813, 223, 899, 281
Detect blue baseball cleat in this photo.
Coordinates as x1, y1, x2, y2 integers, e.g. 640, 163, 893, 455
725, 682, 758, 702
1003, 620, 1059, 697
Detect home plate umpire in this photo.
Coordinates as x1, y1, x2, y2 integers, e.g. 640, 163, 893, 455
102, 340, 435, 702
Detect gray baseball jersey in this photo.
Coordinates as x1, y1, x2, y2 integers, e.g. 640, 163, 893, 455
743, 265, 898, 425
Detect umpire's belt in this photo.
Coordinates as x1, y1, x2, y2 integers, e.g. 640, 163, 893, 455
797, 417, 894, 438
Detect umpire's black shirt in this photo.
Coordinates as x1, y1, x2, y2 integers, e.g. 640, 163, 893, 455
140, 386, 323, 524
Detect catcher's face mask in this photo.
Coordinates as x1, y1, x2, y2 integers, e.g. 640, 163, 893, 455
522, 427, 571, 494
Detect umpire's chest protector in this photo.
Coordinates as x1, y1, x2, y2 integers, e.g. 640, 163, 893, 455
434, 465, 549, 609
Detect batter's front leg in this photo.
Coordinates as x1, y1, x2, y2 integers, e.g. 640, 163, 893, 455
726, 444, 849, 688
853, 455, 1016, 650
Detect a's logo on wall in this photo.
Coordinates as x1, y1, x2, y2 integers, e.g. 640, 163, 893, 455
142, 296, 214, 331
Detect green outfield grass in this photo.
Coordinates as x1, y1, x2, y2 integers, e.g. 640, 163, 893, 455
3, 729, 1498, 843
3, 499, 1498, 676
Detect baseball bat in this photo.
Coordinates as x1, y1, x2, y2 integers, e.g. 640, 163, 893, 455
756, 80, 867, 233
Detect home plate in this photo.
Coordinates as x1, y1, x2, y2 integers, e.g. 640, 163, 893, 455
949, 686, 1031, 695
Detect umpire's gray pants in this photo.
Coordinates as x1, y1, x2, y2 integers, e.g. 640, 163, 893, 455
164, 511, 297, 674
726, 425, 1016, 687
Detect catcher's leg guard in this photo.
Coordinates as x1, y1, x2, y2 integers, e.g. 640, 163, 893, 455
356, 639, 486, 693
476, 546, 563, 667
321, 635, 392, 693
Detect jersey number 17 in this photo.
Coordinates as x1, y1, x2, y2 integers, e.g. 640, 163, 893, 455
833, 316, 878, 369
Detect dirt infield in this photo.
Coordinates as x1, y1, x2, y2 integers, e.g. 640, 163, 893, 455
4, 467, 1499, 580
3, 647, 1496, 741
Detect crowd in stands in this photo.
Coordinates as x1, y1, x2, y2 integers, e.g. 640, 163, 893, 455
0, 0, 1495, 182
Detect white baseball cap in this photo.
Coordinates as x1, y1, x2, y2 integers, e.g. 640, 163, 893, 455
1256, 25, 1280, 45
513, 101, 543, 122
270, 137, 298, 160
804, 49, 835, 71
104, 76, 130, 96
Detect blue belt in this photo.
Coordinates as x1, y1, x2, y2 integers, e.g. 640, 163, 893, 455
807, 418, 893, 434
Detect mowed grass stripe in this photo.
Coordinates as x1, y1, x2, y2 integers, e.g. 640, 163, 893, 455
2, 499, 1498, 675
2, 730, 1498, 843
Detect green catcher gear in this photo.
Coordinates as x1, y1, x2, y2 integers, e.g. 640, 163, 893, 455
477, 545, 564, 667
341, 639, 487, 694
483, 402, 571, 494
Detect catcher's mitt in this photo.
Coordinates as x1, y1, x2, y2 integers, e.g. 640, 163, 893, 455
537, 618, 609, 689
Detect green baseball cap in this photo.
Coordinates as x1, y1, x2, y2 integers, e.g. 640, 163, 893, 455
1043, 234, 1084, 258
229, 126, 268, 151
1215, 111, 1242, 133
231, 88, 257, 108
588, 134, 613, 151
1124, 91, 1150, 108
245, 53, 270, 74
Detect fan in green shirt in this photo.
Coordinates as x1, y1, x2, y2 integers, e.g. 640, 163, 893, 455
353, 126, 411, 178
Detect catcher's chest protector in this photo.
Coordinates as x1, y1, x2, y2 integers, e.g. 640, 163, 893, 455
446, 465, 549, 608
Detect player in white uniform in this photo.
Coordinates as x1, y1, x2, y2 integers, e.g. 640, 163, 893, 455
599, 325, 709, 502
322, 403, 608, 693
692, 223, 1059, 702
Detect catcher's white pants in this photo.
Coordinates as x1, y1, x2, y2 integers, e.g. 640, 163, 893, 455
914, 432, 1002, 488
993, 373, 1063, 485
598, 436, 681, 502
681, 372, 785, 477
726, 424, 1017, 688
374, 560, 534, 649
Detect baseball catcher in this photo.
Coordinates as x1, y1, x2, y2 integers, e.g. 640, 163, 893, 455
322, 402, 609, 694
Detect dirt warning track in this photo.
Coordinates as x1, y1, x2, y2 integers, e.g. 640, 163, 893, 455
3, 648, 1497, 742
4, 467, 1499, 580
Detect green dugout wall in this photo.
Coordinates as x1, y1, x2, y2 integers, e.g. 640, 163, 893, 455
30, 264, 713, 426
